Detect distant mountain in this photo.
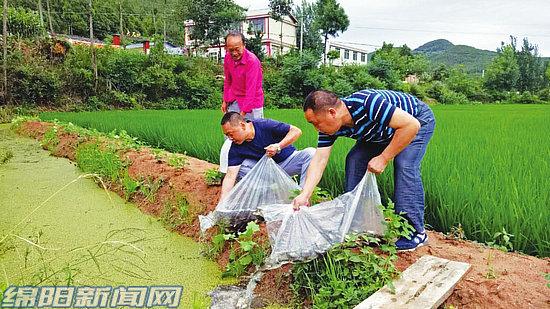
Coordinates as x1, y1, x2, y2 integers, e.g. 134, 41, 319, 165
414, 39, 498, 74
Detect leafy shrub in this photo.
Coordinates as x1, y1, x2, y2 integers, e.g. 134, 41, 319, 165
222, 221, 266, 278
510, 91, 544, 104
4, 7, 44, 38
11, 64, 61, 105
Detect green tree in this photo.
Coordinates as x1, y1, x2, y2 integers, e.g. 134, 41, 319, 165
269, 0, 293, 55
516, 37, 545, 92
295, 0, 322, 58
484, 44, 519, 92
246, 26, 265, 61
9, 0, 187, 43
2, 6, 44, 37
326, 49, 339, 64
445, 65, 485, 101
188, 0, 244, 60
313, 0, 349, 64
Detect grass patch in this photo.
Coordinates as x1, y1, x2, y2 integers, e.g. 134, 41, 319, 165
75, 141, 125, 183
0, 147, 13, 165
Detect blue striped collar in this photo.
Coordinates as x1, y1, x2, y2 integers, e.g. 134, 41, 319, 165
341, 97, 365, 125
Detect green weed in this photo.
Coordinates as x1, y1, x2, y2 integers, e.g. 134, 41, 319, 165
0, 147, 13, 165
121, 170, 141, 201
161, 194, 192, 230
487, 227, 514, 252
222, 221, 266, 278
204, 168, 223, 186
168, 153, 188, 169
290, 187, 333, 205
41, 125, 60, 152
138, 176, 163, 203
75, 142, 125, 183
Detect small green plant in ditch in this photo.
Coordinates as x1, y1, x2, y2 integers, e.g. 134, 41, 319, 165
203, 220, 231, 259
0, 147, 13, 165
41, 125, 60, 152
121, 170, 140, 201
487, 227, 514, 252
204, 168, 224, 186
223, 221, 266, 278
140, 176, 163, 203
161, 194, 192, 230
168, 153, 187, 169
290, 187, 333, 205
544, 273, 550, 288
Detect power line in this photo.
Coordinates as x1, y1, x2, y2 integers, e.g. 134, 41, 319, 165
346, 25, 550, 38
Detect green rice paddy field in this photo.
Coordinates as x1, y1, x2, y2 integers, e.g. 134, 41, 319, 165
41, 105, 550, 257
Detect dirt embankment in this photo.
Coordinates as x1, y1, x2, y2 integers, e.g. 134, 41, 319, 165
17, 121, 550, 308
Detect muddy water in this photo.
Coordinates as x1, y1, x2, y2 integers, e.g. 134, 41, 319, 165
0, 124, 234, 307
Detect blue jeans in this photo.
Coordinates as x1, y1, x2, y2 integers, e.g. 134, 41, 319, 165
344, 102, 435, 233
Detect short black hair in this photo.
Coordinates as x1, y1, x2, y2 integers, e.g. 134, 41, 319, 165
303, 90, 340, 112
221, 111, 244, 126
225, 31, 246, 44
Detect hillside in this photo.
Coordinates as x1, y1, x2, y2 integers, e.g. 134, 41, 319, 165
414, 39, 498, 74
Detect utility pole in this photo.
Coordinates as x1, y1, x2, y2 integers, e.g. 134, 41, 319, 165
89, 0, 97, 91
119, 1, 123, 46
37, 0, 46, 36
163, 0, 167, 42
45, 0, 54, 36
2, 0, 7, 104
299, 7, 303, 55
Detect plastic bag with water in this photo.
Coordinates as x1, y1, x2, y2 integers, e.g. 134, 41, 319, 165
199, 156, 300, 233
259, 172, 385, 265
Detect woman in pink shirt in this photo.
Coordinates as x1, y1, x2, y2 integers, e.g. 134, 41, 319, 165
221, 31, 264, 120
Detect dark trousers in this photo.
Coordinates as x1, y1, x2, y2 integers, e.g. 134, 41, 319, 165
344, 102, 436, 233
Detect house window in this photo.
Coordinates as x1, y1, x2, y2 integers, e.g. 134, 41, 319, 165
361, 53, 366, 62
229, 21, 242, 33
344, 49, 349, 59
353, 51, 357, 61
250, 18, 265, 33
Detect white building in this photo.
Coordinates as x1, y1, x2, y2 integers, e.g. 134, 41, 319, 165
327, 41, 370, 66
184, 9, 297, 60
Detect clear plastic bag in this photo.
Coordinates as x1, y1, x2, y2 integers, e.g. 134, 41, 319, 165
259, 172, 385, 265
199, 156, 300, 233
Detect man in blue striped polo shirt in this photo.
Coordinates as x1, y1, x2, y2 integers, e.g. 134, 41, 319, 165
292, 89, 436, 251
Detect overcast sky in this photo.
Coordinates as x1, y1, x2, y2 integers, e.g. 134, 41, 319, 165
235, 0, 550, 56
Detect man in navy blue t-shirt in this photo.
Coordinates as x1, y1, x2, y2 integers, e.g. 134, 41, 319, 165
220, 112, 315, 201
